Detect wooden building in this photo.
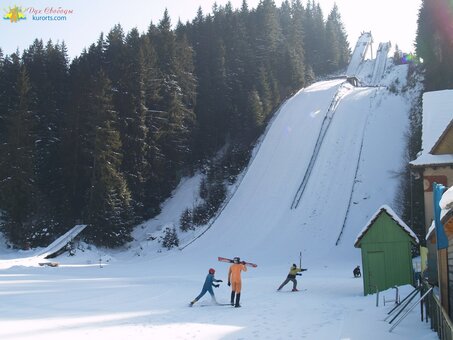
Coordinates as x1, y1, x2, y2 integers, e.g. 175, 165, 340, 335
354, 205, 419, 295
410, 89, 453, 289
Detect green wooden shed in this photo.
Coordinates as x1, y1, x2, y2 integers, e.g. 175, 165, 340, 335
354, 205, 419, 295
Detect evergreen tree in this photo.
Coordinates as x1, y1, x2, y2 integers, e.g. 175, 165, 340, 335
60, 53, 95, 224
83, 70, 134, 247
255, 0, 281, 63
287, 0, 306, 91
118, 28, 150, 221
325, 4, 350, 74
41, 41, 69, 227
22, 40, 56, 216
247, 89, 265, 130
190, 12, 223, 157
304, 1, 327, 74
155, 10, 195, 181
253, 0, 281, 112
104, 24, 125, 84
60, 38, 107, 226
203, 15, 230, 151
0, 65, 40, 247
416, 0, 453, 90
141, 24, 166, 219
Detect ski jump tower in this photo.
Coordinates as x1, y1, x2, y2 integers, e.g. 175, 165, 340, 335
347, 32, 373, 77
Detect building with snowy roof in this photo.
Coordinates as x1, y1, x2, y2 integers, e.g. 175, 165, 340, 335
354, 205, 418, 295
410, 89, 453, 289
411, 89, 453, 225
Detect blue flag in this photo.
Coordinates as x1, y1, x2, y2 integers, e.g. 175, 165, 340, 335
433, 182, 448, 250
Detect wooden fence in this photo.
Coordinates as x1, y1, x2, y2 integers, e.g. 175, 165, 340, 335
422, 283, 453, 340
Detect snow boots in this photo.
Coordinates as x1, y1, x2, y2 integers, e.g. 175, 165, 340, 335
292, 288, 298, 292
189, 298, 198, 307
235, 293, 241, 308
231, 291, 241, 307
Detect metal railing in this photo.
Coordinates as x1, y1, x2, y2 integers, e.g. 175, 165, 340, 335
422, 282, 453, 340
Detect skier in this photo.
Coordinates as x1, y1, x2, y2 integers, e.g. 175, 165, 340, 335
277, 263, 307, 291
190, 268, 223, 306
228, 257, 247, 307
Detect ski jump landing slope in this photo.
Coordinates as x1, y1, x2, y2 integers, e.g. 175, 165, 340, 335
184, 77, 410, 267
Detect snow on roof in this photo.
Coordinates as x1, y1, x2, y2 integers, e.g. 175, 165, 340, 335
354, 205, 419, 247
411, 90, 453, 166
432, 119, 453, 153
410, 153, 453, 167
440, 185, 453, 211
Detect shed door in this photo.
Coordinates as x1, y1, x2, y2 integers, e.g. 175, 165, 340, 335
367, 251, 386, 293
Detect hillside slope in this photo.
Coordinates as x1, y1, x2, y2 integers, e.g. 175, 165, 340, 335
177, 68, 415, 269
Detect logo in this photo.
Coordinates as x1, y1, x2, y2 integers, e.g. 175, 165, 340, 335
3, 5, 26, 23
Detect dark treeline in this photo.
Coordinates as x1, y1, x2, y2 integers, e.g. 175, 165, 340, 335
0, 0, 349, 248
398, 0, 453, 245
416, 0, 453, 91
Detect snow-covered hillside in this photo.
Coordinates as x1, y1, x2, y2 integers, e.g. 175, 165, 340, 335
132, 49, 420, 269
0, 35, 435, 339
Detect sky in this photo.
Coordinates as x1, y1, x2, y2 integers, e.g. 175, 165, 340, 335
0, 0, 422, 60
0, 54, 434, 339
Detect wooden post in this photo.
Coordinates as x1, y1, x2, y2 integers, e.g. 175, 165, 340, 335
438, 248, 449, 315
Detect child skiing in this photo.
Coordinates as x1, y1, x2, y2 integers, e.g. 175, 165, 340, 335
277, 263, 307, 291
228, 257, 247, 307
190, 268, 223, 306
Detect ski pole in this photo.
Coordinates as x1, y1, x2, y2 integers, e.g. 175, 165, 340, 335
384, 286, 420, 320
389, 287, 433, 332
388, 286, 421, 324
299, 251, 302, 268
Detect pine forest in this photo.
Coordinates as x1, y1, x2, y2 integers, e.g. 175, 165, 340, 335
0, 0, 374, 249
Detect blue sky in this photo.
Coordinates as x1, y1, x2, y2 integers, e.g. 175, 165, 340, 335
0, 0, 422, 59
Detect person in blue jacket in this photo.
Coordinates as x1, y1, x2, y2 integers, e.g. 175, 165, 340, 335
190, 268, 223, 306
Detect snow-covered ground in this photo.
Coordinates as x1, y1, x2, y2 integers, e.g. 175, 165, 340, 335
0, 260, 436, 340
0, 51, 436, 339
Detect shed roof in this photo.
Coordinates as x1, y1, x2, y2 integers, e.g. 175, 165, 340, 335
431, 119, 453, 154
354, 205, 419, 247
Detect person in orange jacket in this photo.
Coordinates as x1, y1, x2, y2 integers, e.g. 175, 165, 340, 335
228, 257, 247, 307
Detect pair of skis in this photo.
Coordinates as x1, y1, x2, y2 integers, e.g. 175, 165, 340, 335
219, 252, 304, 270
217, 256, 258, 268
199, 302, 233, 307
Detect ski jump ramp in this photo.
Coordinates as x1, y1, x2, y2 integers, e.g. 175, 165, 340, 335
371, 42, 391, 85
0, 224, 87, 269
38, 224, 87, 258
347, 32, 373, 77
